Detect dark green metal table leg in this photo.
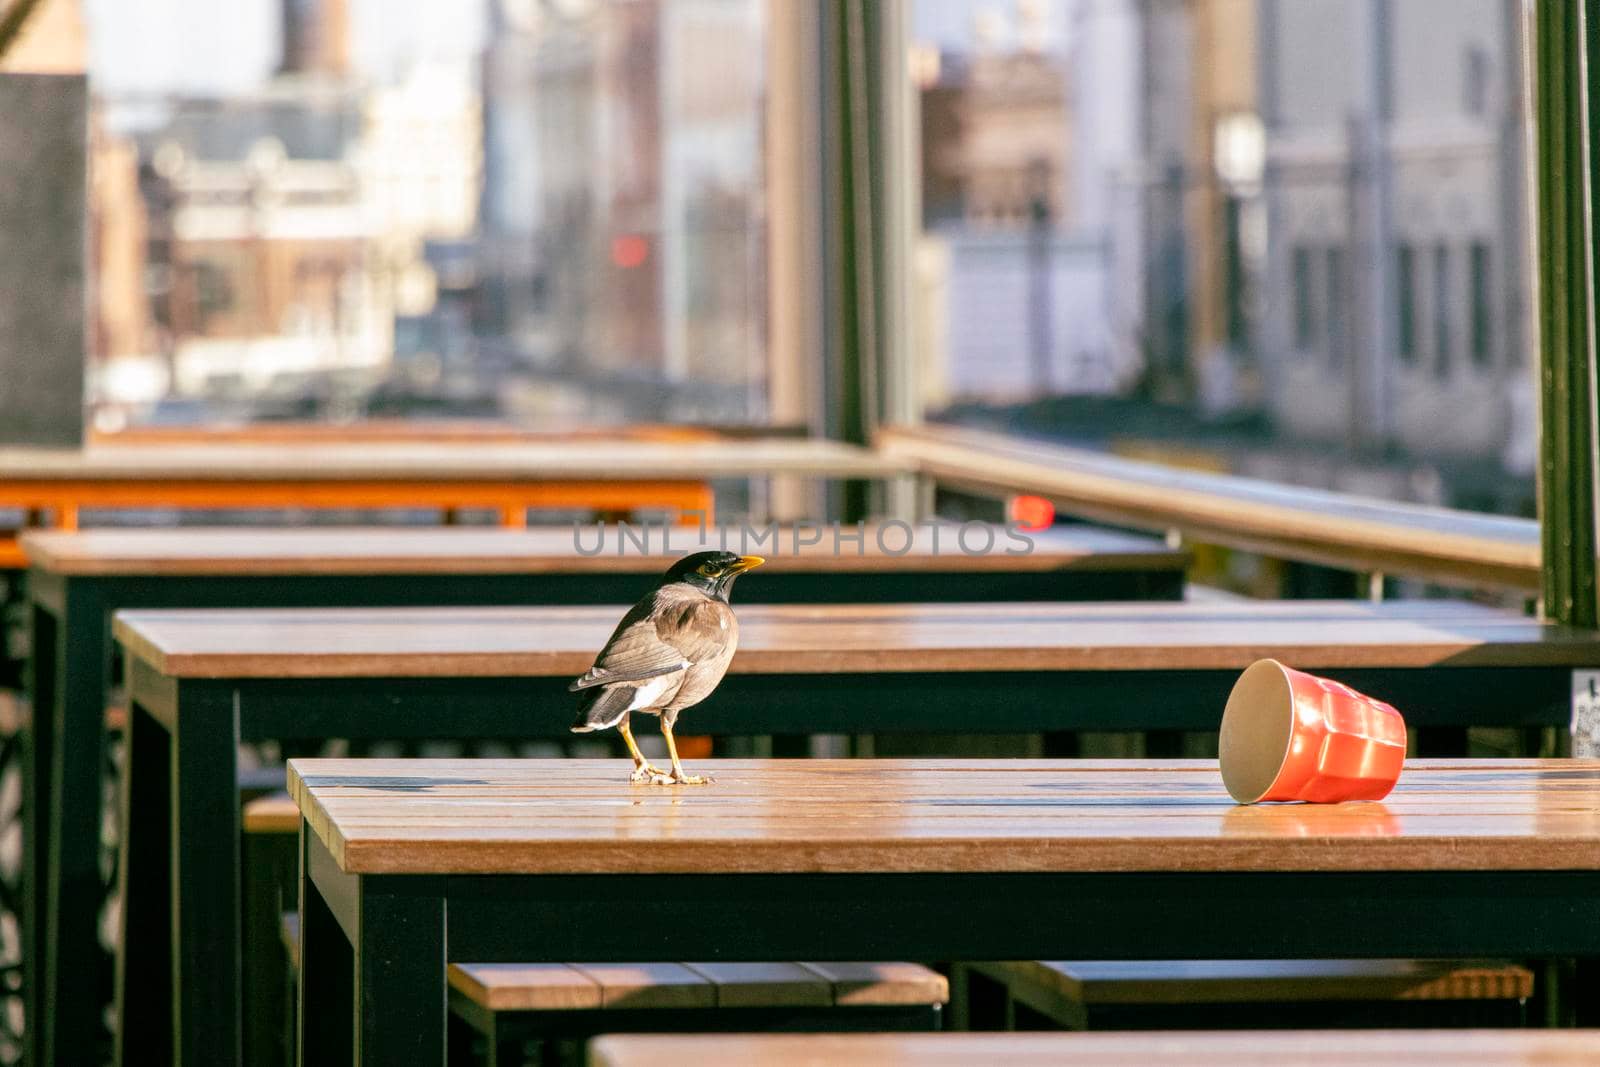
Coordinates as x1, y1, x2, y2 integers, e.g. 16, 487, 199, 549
355, 877, 446, 1066
1417, 726, 1471, 757
243, 821, 295, 1067
298, 829, 353, 1067
486, 1017, 521, 1067
44, 585, 108, 1067
113, 699, 173, 1067
445, 1010, 478, 1066
172, 692, 243, 1066
21, 600, 58, 1067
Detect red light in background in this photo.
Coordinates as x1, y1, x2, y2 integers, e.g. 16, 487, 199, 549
611, 234, 650, 269
1009, 494, 1055, 531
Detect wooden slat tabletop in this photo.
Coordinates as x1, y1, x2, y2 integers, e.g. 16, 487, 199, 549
0, 437, 904, 482
285, 759, 1600, 875
22, 523, 1184, 576
114, 599, 1600, 679
588, 1030, 1600, 1067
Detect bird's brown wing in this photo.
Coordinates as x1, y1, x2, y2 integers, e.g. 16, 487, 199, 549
568, 591, 729, 692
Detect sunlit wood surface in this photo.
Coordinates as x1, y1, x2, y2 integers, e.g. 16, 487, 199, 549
879, 424, 1541, 591
86, 420, 748, 446
24, 523, 1182, 576
448, 960, 944, 1012
116, 599, 1600, 679
588, 1030, 1600, 1067
0, 436, 902, 566
286, 759, 1600, 875
0, 437, 902, 481
973, 959, 1535, 1005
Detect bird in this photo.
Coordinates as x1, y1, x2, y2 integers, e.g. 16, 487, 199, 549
570, 550, 764, 784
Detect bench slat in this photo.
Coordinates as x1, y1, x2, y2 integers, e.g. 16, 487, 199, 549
448, 964, 602, 1012
978, 959, 1533, 1007
966, 959, 1529, 1011
562, 963, 716, 1010
801, 962, 950, 1007
683, 962, 834, 1008
243, 793, 299, 835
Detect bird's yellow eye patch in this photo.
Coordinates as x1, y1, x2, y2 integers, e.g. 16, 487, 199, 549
698, 562, 718, 576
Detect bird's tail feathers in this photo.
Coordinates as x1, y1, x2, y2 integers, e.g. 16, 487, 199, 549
571, 684, 635, 733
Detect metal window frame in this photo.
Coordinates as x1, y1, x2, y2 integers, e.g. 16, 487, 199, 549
1532, 0, 1600, 627
835, 0, 1594, 615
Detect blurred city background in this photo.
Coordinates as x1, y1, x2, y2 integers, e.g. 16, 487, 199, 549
42, 0, 1534, 515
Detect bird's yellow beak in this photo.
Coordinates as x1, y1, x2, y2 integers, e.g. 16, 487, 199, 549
729, 555, 765, 573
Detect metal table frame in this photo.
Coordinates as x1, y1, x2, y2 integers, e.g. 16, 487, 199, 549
111, 649, 1573, 1067
284, 824, 1600, 1065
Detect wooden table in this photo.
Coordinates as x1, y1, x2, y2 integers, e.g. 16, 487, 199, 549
240, 759, 1600, 1065
114, 599, 1600, 733
587, 1031, 1600, 1067
26, 520, 1178, 1067
109, 604, 1600, 1066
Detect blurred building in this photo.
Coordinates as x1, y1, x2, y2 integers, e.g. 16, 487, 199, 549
1120, 0, 1259, 412
1255, 0, 1530, 493
131, 84, 388, 399
478, 0, 766, 421
478, 0, 548, 345
90, 0, 493, 418
89, 129, 150, 362
916, 0, 1124, 405
359, 58, 484, 386
280, 0, 349, 77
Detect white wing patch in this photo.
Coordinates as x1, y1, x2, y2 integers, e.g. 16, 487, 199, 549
625, 673, 680, 712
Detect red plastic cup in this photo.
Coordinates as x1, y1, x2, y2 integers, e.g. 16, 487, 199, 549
1219, 659, 1407, 804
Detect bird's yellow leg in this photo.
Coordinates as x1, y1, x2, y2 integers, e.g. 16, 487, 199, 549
618, 722, 669, 783
662, 722, 713, 785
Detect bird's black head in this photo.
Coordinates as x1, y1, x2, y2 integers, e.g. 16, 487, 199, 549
663, 550, 765, 600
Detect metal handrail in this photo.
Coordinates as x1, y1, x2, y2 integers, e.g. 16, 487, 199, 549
879, 423, 1540, 594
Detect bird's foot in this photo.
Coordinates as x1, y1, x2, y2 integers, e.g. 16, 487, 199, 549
630, 763, 671, 784
665, 770, 713, 786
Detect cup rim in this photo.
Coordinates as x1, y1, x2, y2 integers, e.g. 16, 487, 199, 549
1219, 658, 1296, 804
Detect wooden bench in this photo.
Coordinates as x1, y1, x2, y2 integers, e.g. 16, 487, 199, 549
951, 959, 1534, 1032
251, 795, 945, 1067
587, 1030, 1600, 1067
447, 960, 942, 1066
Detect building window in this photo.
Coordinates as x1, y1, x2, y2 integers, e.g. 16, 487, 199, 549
1397, 244, 1416, 364
1326, 245, 1345, 370
1464, 45, 1490, 117
1434, 244, 1453, 378
1470, 241, 1492, 368
1292, 245, 1315, 352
